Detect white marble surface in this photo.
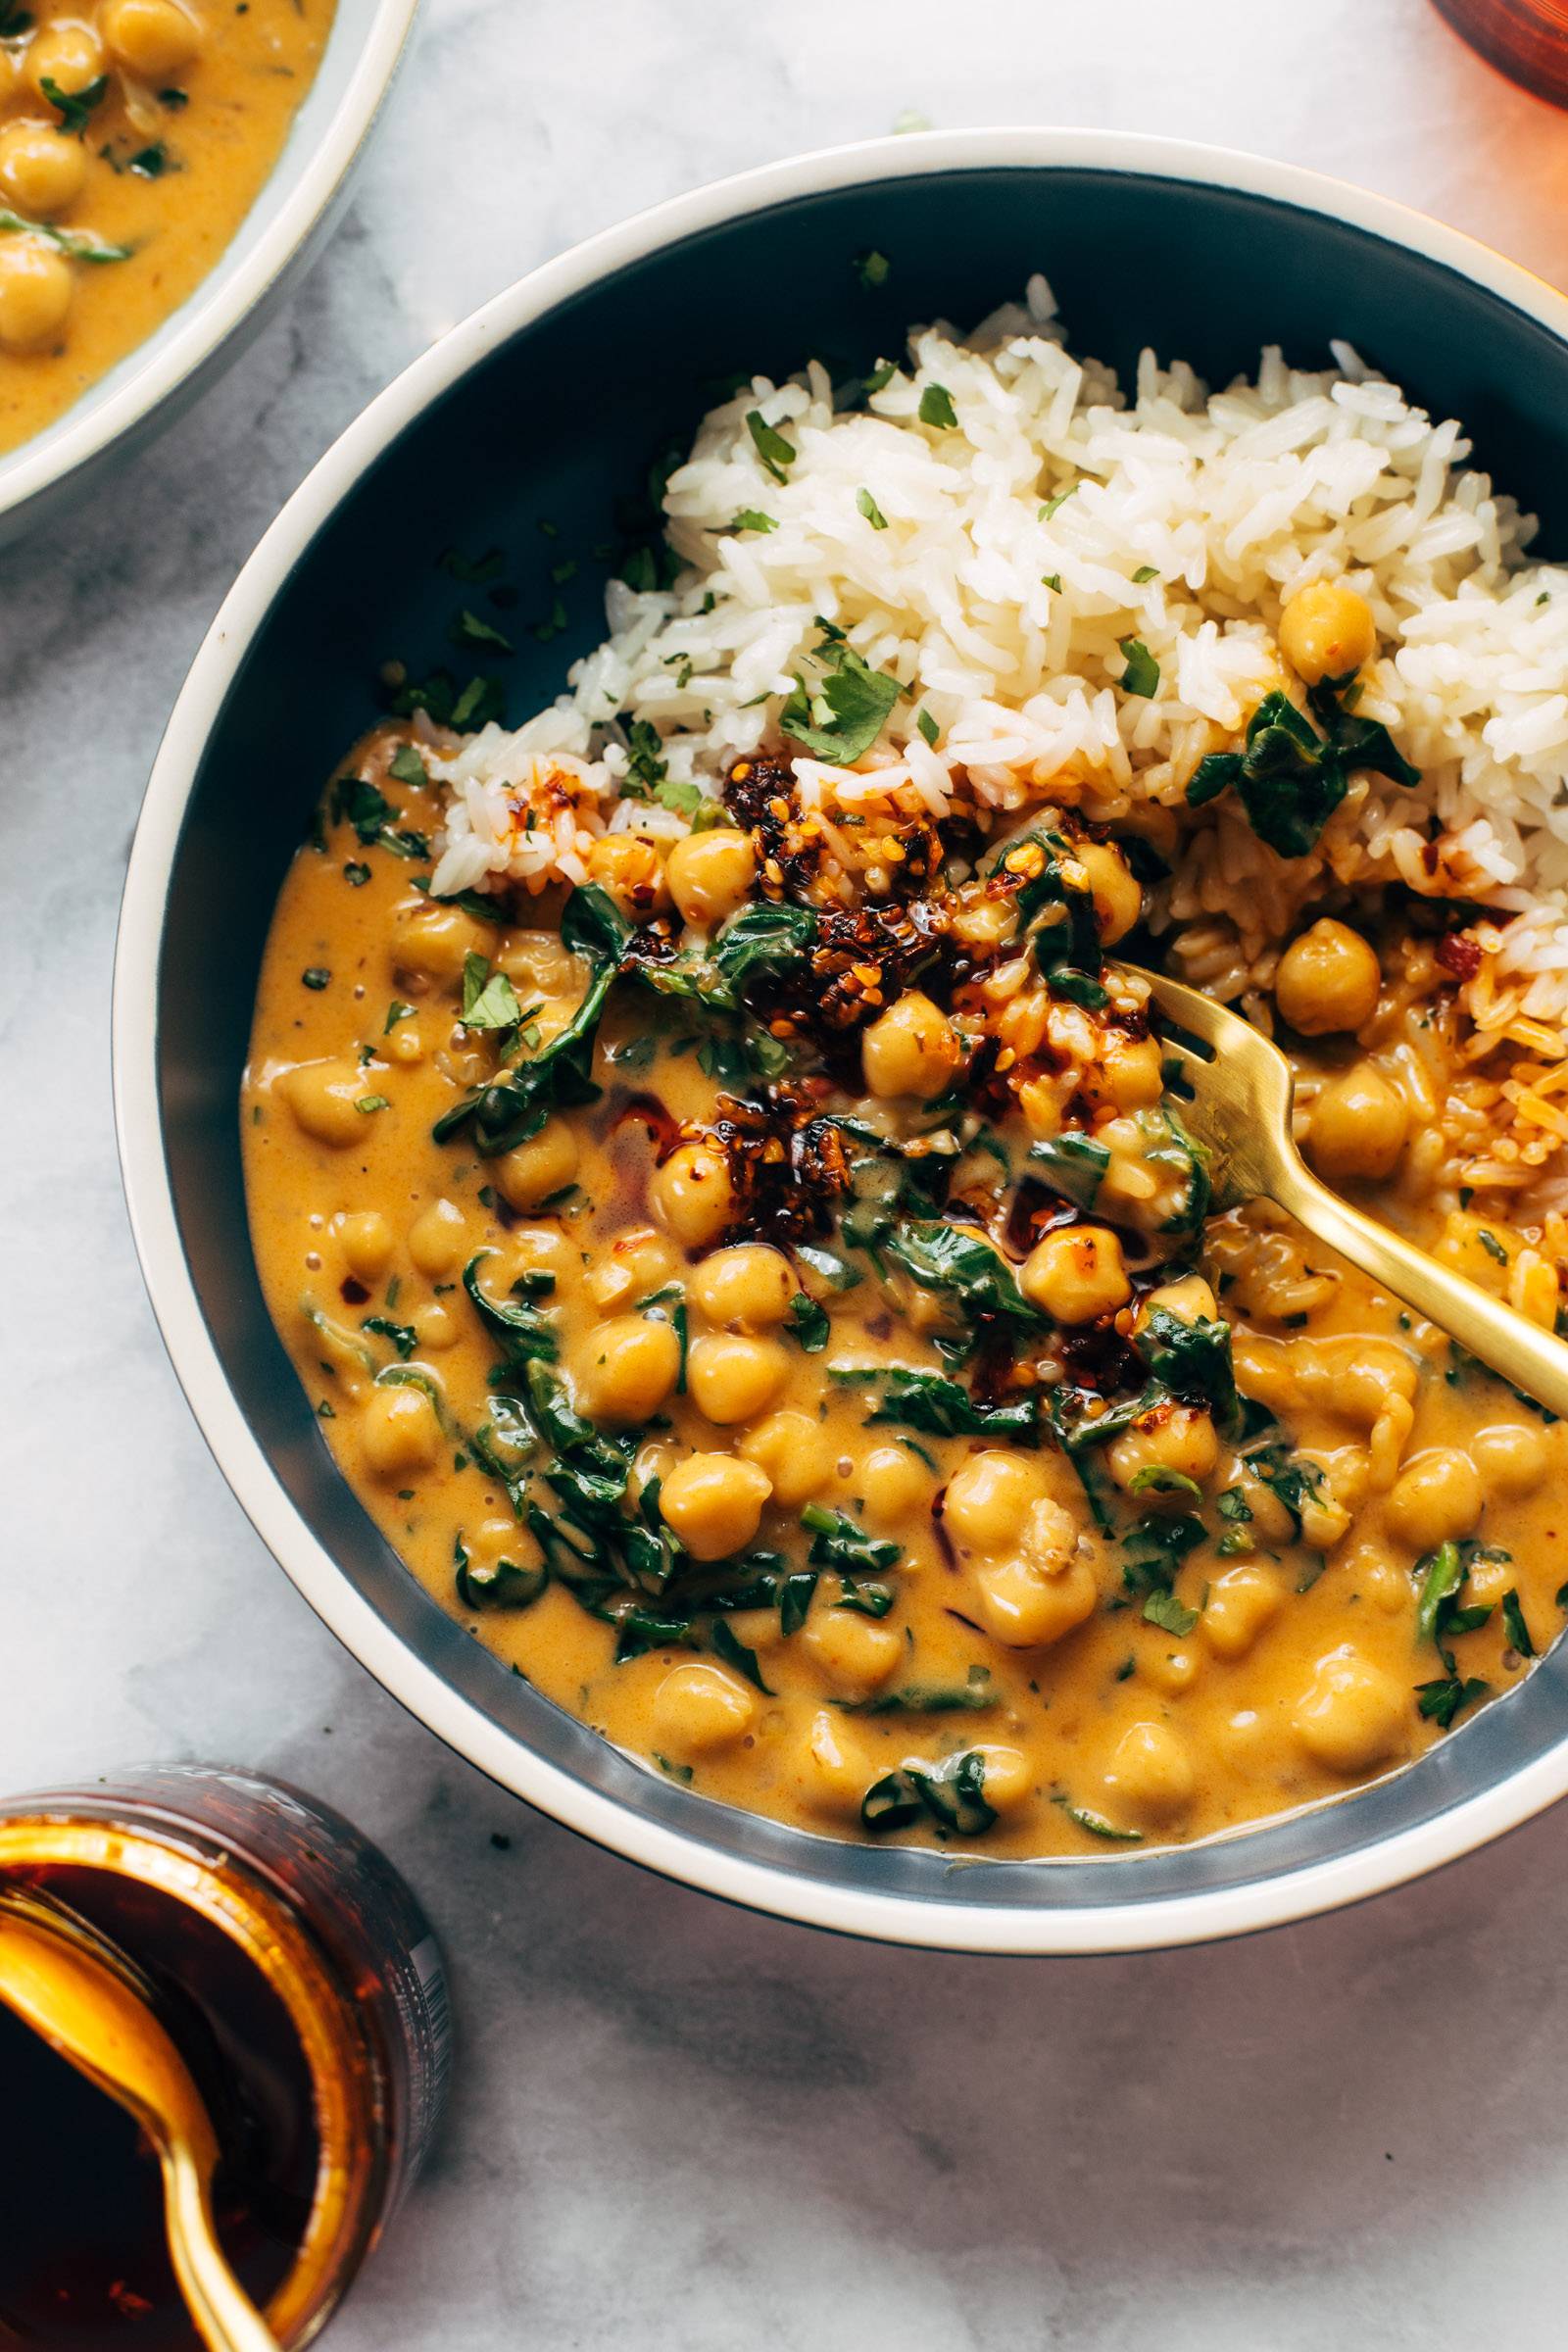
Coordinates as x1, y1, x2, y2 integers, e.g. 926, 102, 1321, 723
7, 1, 1568, 2342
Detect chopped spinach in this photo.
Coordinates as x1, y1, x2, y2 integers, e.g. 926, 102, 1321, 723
801, 1502, 901, 1579
787, 1294, 831, 1352
1186, 682, 1419, 858
831, 1365, 1039, 1441
863, 1748, 995, 1836
884, 1219, 1044, 1332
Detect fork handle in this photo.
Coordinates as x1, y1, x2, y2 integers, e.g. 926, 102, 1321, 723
1271, 1158, 1568, 1423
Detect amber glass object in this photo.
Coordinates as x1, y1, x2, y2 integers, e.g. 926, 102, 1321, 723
0, 1766, 450, 2347
1433, 0, 1568, 105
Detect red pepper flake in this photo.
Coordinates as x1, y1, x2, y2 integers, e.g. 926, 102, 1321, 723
1436, 929, 1483, 981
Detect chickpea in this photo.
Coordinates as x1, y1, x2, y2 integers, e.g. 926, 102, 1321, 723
1279, 579, 1378, 684
383, 1021, 426, 1066
503, 1224, 578, 1296
1083, 1031, 1164, 1113
800, 1609, 903, 1698
664, 828, 757, 927
100, 0, 204, 77
942, 1451, 1048, 1554
649, 1141, 733, 1249
860, 990, 962, 1101
798, 1707, 870, 1819
1073, 838, 1143, 945
1107, 1404, 1218, 1495
1472, 1421, 1549, 1498
25, 22, 106, 98
338, 1210, 394, 1281
1134, 1273, 1219, 1333
651, 1662, 757, 1758
858, 1444, 934, 1526
690, 1244, 794, 1331
1104, 1722, 1196, 1820
972, 1745, 1032, 1816
494, 1120, 578, 1210
1294, 1646, 1408, 1774
1200, 1563, 1284, 1661
975, 1551, 1098, 1648
739, 1410, 834, 1508
279, 1057, 372, 1149
571, 1315, 681, 1427
584, 832, 669, 920
687, 1332, 788, 1426
413, 1301, 460, 1351
1385, 1446, 1483, 1553
0, 122, 89, 219
0, 234, 72, 350
1143, 1646, 1200, 1696
1275, 918, 1382, 1037
585, 1228, 674, 1312
407, 1197, 466, 1278
660, 1452, 772, 1561
495, 929, 584, 997
359, 1386, 440, 1480
1307, 1063, 1407, 1183
392, 900, 491, 986
1019, 1224, 1131, 1325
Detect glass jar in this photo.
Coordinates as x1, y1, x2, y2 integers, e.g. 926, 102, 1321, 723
0, 1765, 451, 2347
1433, 0, 1568, 107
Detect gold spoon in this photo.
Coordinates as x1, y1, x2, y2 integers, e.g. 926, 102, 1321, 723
0, 1883, 280, 2352
1136, 966, 1568, 1420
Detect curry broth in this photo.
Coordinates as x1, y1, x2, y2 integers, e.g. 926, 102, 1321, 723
0, 2, 333, 453
242, 730, 1568, 1858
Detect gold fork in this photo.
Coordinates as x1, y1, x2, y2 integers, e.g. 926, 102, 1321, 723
1132, 966, 1568, 1421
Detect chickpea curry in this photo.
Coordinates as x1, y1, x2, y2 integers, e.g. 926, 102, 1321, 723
0, 1, 333, 450
242, 565, 1568, 1858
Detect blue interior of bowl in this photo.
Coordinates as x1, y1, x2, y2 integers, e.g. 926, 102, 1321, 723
156, 164, 1568, 1917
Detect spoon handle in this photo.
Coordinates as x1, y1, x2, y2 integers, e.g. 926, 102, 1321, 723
1271, 1155, 1568, 1423
160, 2144, 280, 2352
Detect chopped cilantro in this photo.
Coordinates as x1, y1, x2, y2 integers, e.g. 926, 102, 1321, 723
728, 509, 777, 533
1119, 637, 1159, 697
461, 954, 525, 1032
918, 382, 957, 429
916, 707, 940, 747
746, 410, 797, 482
854, 249, 890, 288
857, 487, 889, 529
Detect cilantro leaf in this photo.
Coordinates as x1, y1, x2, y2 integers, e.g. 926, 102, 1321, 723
461, 954, 524, 1032
780, 633, 901, 763
1119, 637, 1159, 697
918, 383, 957, 429
746, 409, 797, 482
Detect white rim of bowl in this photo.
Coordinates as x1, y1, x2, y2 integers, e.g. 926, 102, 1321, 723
115, 126, 1568, 1955
0, 0, 421, 526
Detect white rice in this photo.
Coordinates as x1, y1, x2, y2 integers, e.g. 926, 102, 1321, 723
427, 273, 1568, 1012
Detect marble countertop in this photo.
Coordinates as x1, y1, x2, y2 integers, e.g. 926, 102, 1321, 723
7, 1, 1568, 2342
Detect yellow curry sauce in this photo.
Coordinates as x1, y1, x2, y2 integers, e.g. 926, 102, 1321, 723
0, 1, 333, 452
242, 726, 1568, 1857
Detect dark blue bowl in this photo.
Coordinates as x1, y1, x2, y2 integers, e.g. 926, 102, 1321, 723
116, 131, 1568, 1950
